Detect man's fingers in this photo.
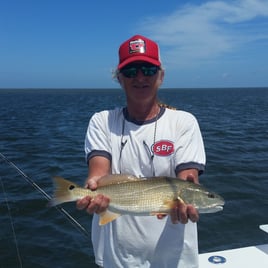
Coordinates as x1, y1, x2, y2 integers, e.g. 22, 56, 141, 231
85, 177, 98, 190
94, 194, 110, 214
85, 194, 110, 214
157, 214, 167, 220
170, 200, 199, 224
177, 202, 188, 224
76, 196, 92, 210
187, 205, 199, 223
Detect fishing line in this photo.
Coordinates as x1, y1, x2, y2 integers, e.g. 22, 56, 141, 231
0, 176, 23, 268
0, 152, 91, 240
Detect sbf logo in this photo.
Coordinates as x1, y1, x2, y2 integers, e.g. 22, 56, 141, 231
129, 39, 146, 54
152, 140, 174, 156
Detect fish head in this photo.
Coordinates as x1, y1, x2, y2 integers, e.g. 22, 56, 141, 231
179, 184, 225, 213
196, 190, 225, 213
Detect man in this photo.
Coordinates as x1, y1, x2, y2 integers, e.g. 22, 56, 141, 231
77, 34, 206, 268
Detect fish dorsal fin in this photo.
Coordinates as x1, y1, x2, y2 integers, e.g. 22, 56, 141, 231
99, 210, 121, 225
97, 174, 140, 187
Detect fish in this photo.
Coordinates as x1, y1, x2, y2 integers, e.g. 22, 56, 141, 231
48, 174, 224, 225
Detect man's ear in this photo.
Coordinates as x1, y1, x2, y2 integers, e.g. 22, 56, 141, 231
117, 73, 122, 84
159, 69, 165, 85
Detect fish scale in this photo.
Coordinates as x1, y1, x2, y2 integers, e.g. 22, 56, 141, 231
49, 175, 224, 225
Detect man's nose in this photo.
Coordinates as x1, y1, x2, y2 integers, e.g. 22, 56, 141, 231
135, 69, 146, 80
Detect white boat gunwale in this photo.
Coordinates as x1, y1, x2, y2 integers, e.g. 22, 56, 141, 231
199, 224, 268, 267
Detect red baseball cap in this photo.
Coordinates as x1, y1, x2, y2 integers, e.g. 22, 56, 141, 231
118, 35, 161, 70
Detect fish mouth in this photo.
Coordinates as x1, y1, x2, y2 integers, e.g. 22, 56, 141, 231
199, 205, 224, 214
214, 205, 224, 211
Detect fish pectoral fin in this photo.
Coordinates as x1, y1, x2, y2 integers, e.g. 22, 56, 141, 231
150, 198, 187, 217
164, 200, 178, 210
161, 198, 186, 210
175, 196, 185, 205
98, 210, 121, 225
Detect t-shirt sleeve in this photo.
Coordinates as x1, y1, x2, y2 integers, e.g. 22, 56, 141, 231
84, 111, 112, 163
174, 112, 206, 175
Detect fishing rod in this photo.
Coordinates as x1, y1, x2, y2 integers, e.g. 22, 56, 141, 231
0, 152, 91, 240
0, 176, 23, 268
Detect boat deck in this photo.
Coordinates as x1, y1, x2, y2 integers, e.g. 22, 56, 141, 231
199, 225, 268, 267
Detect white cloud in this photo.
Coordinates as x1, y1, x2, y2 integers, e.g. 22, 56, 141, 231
138, 0, 268, 68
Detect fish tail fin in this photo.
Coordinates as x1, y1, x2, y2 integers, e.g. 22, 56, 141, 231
48, 176, 80, 207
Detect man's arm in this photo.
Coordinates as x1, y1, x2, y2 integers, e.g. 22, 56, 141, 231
76, 156, 111, 214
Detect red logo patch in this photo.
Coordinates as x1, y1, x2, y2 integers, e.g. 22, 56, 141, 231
152, 140, 174, 156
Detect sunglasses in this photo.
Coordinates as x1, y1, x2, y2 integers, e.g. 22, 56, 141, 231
120, 64, 160, 78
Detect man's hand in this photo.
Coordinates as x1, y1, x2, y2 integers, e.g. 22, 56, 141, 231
157, 169, 200, 224
76, 176, 110, 214
170, 201, 199, 224
157, 202, 199, 224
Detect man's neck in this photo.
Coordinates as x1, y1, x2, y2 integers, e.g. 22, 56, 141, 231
126, 103, 160, 121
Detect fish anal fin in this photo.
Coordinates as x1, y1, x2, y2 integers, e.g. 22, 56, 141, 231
99, 210, 121, 225
149, 199, 177, 216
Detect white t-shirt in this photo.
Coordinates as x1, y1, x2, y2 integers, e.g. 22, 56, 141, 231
85, 107, 206, 268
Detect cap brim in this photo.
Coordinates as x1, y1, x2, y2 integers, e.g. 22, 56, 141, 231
118, 56, 161, 70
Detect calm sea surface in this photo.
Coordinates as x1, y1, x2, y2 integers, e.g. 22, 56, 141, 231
1, 87, 268, 267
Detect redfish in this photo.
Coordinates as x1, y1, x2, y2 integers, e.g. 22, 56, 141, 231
48, 174, 224, 225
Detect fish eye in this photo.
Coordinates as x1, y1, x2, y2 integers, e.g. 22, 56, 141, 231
208, 193, 215, 199
69, 185, 75, 190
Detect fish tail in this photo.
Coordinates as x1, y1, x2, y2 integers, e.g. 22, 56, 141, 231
48, 176, 81, 207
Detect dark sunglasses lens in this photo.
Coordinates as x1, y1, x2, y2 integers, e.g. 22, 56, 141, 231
121, 65, 159, 78
120, 67, 137, 78
141, 66, 158, 76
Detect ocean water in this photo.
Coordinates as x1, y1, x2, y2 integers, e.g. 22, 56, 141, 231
0, 87, 268, 267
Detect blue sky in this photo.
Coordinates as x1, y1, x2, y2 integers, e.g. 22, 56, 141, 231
1, 0, 268, 89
